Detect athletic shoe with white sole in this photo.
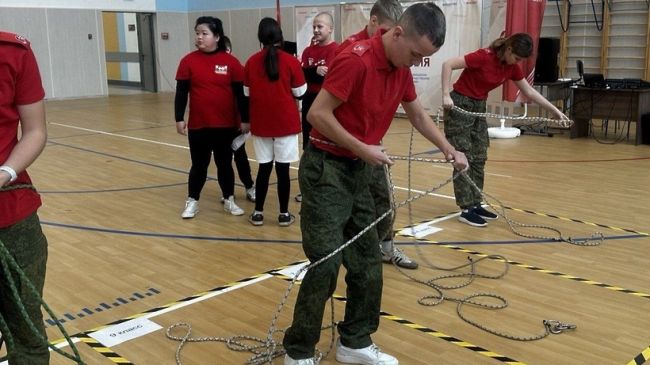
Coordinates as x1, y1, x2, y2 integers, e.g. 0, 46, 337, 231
458, 209, 487, 227
246, 186, 256, 202
381, 247, 418, 269
181, 198, 199, 219
284, 354, 316, 365
224, 196, 244, 216
336, 339, 398, 365
473, 205, 498, 220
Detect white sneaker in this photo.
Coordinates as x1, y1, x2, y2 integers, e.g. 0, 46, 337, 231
381, 246, 419, 270
336, 339, 398, 365
284, 354, 316, 365
181, 198, 199, 219
224, 196, 244, 216
246, 186, 256, 202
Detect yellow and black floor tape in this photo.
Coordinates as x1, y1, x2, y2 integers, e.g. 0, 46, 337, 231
76, 333, 134, 364
628, 345, 650, 365
504, 206, 649, 236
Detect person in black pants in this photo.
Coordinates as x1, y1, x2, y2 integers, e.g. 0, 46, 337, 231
223, 35, 255, 203
175, 17, 247, 218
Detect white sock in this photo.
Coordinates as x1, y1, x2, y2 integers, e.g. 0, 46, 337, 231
380, 240, 393, 253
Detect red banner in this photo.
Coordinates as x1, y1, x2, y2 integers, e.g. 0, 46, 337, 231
502, 0, 546, 102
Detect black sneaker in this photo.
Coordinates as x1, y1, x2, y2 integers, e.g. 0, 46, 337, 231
278, 213, 295, 227
473, 205, 498, 220
248, 212, 264, 226
459, 209, 487, 227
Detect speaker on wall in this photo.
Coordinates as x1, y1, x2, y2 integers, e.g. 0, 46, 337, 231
534, 37, 560, 83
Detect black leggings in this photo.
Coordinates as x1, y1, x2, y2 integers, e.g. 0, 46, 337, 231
255, 161, 290, 214
187, 127, 238, 200
233, 140, 254, 189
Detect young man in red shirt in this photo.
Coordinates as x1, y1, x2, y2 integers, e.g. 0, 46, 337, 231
335, 0, 403, 56
0, 31, 50, 365
295, 11, 337, 203
283, 4, 468, 364
336, 0, 420, 270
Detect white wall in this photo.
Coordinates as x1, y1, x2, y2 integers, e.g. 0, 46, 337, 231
0, 0, 156, 11
0, 7, 108, 99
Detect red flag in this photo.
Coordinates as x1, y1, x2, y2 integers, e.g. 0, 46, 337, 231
503, 0, 546, 102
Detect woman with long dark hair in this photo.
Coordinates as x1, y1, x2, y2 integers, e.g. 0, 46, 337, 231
175, 16, 248, 219
244, 18, 306, 226
441, 33, 570, 227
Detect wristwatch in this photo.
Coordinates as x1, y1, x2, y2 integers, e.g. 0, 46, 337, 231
0, 165, 17, 183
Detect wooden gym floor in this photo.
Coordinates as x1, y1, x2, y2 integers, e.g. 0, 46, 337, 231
2, 92, 649, 365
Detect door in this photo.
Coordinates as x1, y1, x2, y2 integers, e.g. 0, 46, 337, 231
137, 13, 157, 92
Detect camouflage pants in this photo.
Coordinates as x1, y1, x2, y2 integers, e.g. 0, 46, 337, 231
0, 213, 49, 365
444, 91, 489, 209
369, 165, 394, 242
283, 146, 382, 359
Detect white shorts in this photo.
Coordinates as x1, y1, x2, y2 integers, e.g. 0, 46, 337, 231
252, 134, 300, 163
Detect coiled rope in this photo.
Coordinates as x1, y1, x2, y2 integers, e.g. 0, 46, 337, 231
0, 183, 85, 364
380, 105, 593, 341
166, 105, 590, 362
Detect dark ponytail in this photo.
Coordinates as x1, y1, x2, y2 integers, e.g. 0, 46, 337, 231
257, 17, 284, 81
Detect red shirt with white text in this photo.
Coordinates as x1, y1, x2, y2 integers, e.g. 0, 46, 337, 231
176, 50, 244, 129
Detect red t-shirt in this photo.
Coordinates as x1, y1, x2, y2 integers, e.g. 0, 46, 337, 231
175, 50, 244, 129
335, 26, 370, 57
301, 42, 338, 93
0, 32, 45, 228
244, 48, 306, 137
311, 31, 417, 159
453, 48, 524, 100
